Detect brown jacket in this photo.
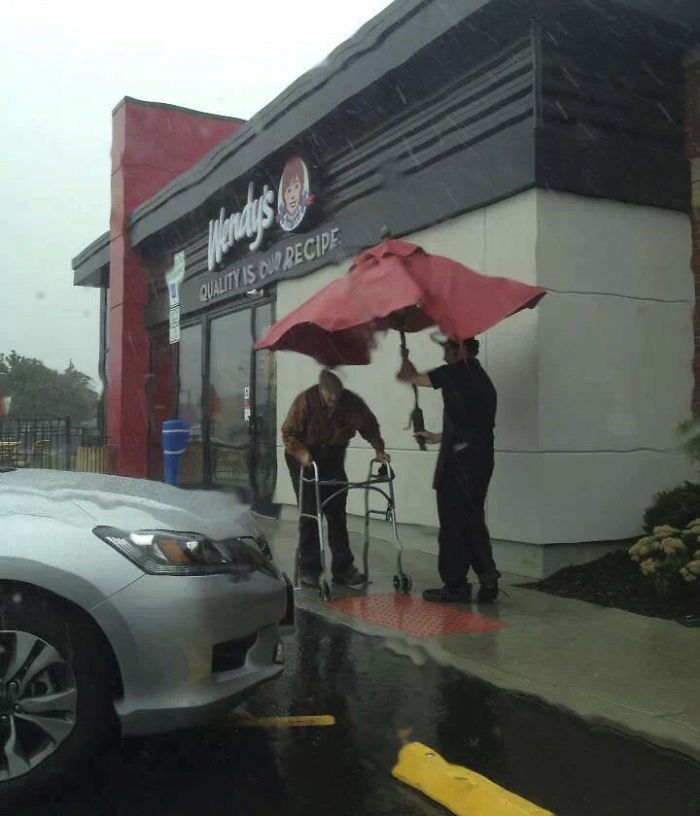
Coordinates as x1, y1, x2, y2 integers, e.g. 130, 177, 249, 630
282, 385, 385, 461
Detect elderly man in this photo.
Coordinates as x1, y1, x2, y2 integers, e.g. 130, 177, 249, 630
398, 336, 500, 603
282, 369, 390, 588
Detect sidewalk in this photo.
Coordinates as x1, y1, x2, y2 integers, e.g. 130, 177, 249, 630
259, 515, 700, 764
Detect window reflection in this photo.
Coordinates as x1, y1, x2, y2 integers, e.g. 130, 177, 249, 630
178, 324, 203, 485
178, 324, 202, 438
254, 304, 277, 508
210, 310, 252, 494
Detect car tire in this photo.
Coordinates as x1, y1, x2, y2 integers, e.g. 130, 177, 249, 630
0, 584, 116, 810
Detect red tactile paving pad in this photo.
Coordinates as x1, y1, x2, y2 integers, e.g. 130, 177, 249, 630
330, 593, 506, 638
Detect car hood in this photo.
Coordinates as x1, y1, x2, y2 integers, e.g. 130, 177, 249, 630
0, 469, 260, 540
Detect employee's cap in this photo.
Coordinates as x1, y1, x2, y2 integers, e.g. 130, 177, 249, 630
430, 332, 479, 353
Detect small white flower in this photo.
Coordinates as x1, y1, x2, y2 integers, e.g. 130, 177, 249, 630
662, 537, 687, 555
640, 558, 658, 576
686, 560, 700, 576
653, 525, 678, 538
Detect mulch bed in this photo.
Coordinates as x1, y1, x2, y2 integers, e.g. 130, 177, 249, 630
521, 550, 700, 624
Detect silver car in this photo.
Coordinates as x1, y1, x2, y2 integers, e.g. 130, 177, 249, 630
0, 467, 293, 803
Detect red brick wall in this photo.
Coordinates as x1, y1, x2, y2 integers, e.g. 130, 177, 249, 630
107, 100, 242, 476
686, 52, 700, 412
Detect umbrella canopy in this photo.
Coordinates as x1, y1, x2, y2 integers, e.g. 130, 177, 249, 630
254, 240, 546, 366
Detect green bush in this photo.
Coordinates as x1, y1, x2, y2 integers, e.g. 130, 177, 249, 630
643, 482, 700, 534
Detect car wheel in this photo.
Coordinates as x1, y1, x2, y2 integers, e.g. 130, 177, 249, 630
0, 585, 115, 807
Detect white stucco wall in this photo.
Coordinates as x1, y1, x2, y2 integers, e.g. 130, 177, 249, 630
273, 189, 694, 555
532, 191, 694, 543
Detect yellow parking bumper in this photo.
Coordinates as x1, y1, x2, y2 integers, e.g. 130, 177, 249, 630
392, 742, 554, 816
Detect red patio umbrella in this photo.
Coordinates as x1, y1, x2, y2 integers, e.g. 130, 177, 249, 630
255, 239, 546, 364
255, 239, 546, 448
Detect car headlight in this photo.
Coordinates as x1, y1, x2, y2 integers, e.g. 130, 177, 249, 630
93, 526, 274, 576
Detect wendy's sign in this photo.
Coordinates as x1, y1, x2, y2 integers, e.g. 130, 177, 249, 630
199, 226, 341, 304
149, 154, 342, 323
207, 155, 315, 272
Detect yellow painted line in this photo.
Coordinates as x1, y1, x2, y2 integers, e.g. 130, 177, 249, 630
228, 713, 336, 728
392, 742, 554, 816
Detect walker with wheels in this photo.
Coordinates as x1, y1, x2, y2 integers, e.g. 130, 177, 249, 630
295, 457, 412, 602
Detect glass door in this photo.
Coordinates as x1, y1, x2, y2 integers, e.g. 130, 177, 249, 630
208, 309, 253, 497
207, 301, 277, 508
153, 299, 276, 505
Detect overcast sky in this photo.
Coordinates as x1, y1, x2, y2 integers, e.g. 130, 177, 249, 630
0, 0, 392, 385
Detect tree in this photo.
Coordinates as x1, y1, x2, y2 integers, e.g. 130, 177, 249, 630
0, 351, 99, 424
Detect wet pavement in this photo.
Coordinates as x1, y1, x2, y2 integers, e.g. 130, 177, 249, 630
15, 610, 700, 816
264, 516, 700, 762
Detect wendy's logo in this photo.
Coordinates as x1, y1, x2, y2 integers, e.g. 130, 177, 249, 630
277, 155, 315, 232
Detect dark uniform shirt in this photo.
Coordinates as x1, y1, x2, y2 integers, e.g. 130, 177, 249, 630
428, 358, 497, 487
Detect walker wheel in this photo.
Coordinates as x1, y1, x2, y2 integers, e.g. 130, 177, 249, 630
401, 574, 413, 594
393, 574, 402, 592
319, 580, 332, 602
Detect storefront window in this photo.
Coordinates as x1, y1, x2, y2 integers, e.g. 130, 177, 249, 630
178, 324, 203, 437
178, 323, 203, 485
145, 305, 276, 498
209, 309, 252, 495
253, 303, 277, 509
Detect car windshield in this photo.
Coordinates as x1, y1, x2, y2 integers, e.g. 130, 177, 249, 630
2, 0, 700, 813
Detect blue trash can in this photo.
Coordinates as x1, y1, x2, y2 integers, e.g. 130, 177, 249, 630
162, 419, 191, 486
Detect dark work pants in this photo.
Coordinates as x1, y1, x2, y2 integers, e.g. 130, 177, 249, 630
436, 446, 497, 589
286, 450, 354, 577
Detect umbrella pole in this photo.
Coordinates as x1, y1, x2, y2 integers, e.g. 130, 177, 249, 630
399, 332, 427, 452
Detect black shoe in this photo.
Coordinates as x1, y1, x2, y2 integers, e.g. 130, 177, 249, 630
300, 573, 320, 588
477, 573, 500, 603
422, 585, 472, 604
333, 567, 367, 588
